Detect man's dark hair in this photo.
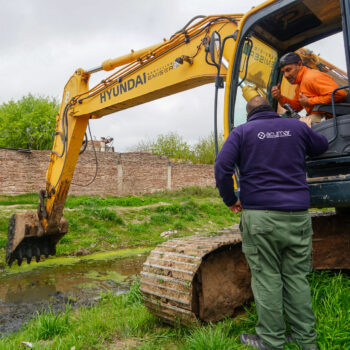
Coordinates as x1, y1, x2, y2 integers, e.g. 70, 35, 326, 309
246, 96, 270, 114
279, 52, 302, 69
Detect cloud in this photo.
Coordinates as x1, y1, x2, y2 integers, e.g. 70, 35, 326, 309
0, 0, 347, 152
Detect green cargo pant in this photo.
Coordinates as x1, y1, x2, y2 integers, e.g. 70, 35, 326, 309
240, 209, 317, 350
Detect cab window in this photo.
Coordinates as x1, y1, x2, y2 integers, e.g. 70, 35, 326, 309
233, 37, 278, 127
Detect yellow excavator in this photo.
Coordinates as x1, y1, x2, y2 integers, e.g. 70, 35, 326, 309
6, 0, 350, 325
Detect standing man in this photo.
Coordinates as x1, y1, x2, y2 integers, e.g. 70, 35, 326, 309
214, 96, 328, 350
271, 52, 347, 122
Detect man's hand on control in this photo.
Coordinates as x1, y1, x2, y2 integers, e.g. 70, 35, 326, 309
271, 83, 282, 100
298, 93, 310, 107
300, 116, 312, 128
229, 199, 242, 213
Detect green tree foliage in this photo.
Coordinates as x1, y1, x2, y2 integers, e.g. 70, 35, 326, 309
135, 132, 193, 161
0, 94, 59, 150
192, 132, 224, 164
134, 132, 225, 164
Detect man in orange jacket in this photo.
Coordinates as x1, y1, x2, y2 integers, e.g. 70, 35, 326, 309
271, 52, 347, 122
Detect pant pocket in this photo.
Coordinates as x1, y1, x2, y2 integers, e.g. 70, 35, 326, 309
302, 225, 313, 273
242, 244, 261, 272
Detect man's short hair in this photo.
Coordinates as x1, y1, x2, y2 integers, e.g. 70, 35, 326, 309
279, 52, 302, 69
246, 96, 270, 114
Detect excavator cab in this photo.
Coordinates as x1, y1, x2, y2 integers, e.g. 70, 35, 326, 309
227, 0, 350, 209
222, 0, 350, 273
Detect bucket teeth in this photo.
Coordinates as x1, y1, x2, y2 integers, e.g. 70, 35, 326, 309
6, 236, 57, 267
26, 247, 32, 264
18, 248, 23, 261
34, 246, 41, 263
42, 244, 49, 258
49, 243, 56, 256
17, 247, 23, 266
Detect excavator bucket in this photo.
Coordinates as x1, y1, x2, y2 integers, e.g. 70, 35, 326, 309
6, 210, 68, 267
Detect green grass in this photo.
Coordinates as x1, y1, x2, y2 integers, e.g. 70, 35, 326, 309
0, 187, 237, 263
29, 306, 70, 340
0, 193, 38, 206
0, 271, 348, 349
180, 322, 240, 350
65, 195, 163, 209
310, 271, 350, 348
1, 189, 347, 349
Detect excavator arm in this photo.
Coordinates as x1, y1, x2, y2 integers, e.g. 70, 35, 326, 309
6, 14, 242, 266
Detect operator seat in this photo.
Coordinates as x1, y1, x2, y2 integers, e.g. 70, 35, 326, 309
307, 94, 350, 177
312, 92, 350, 116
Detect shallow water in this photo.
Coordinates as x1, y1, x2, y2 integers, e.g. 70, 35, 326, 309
0, 252, 147, 335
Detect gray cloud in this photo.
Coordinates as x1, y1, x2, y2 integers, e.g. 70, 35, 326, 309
0, 0, 347, 151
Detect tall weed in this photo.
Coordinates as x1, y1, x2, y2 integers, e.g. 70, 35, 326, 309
29, 306, 70, 340
309, 271, 350, 349
180, 322, 235, 350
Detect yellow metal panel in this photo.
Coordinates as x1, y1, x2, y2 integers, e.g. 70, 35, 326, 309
44, 69, 90, 231
73, 20, 238, 118
101, 41, 167, 71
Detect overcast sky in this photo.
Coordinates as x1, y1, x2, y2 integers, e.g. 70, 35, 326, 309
0, 0, 347, 151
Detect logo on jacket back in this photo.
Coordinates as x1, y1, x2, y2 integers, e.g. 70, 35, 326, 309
257, 130, 291, 140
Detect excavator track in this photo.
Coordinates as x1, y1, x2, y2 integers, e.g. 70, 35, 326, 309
140, 226, 252, 325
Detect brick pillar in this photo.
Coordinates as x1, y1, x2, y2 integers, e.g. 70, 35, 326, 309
117, 159, 123, 194
167, 162, 172, 190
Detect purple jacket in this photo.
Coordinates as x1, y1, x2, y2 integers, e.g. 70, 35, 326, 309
214, 111, 328, 211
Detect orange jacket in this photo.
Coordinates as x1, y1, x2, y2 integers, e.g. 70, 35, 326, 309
280, 66, 347, 115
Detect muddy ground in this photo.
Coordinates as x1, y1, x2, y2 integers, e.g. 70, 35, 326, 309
0, 253, 147, 335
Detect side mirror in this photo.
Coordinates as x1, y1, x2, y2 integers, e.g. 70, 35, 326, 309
209, 31, 222, 68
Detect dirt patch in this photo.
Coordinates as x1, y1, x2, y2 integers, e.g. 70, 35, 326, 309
116, 202, 171, 211
194, 244, 253, 322
64, 202, 171, 213
0, 204, 34, 213
73, 248, 90, 256
311, 211, 350, 269
107, 338, 140, 349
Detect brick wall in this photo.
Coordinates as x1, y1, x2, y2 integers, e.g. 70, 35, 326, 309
0, 150, 215, 196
